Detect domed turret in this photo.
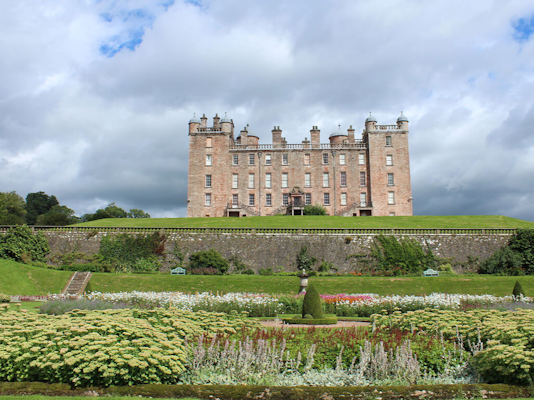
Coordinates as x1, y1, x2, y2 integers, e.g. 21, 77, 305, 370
397, 111, 409, 122
365, 112, 377, 123
189, 113, 200, 124
221, 112, 231, 123
329, 124, 348, 138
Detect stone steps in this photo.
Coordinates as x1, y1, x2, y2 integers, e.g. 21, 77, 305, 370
62, 271, 92, 297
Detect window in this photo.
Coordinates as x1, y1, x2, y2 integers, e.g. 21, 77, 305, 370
282, 173, 288, 188
323, 193, 330, 205
248, 173, 255, 188
340, 154, 346, 165
232, 194, 238, 205
282, 153, 288, 165
323, 153, 329, 164
323, 172, 329, 187
232, 174, 238, 189
304, 153, 310, 165
206, 154, 212, 166
283, 193, 289, 206
386, 155, 393, 166
360, 193, 367, 207
387, 173, 394, 186
265, 173, 272, 188
388, 191, 395, 204
358, 153, 365, 165
386, 136, 392, 146
305, 173, 311, 187
360, 171, 366, 186
265, 154, 272, 165
340, 172, 347, 187
266, 193, 272, 206
305, 193, 311, 205
249, 154, 255, 165
205, 175, 212, 187
233, 154, 239, 165
249, 194, 255, 206
205, 193, 211, 206
390, 212, 396, 216
341, 193, 347, 206
206, 137, 212, 147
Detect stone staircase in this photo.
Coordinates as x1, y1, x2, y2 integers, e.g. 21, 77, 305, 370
62, 271, 92, 297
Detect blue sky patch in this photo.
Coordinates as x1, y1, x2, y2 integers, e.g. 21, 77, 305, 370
99, 28, 145, 57
512, 14, 534, 43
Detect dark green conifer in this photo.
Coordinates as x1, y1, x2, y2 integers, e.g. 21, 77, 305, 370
512, 280, 525, 298
301, 284, 323, 319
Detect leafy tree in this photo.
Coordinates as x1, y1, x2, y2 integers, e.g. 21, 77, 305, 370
512, 280, 525, 298
479, 246, 524, 275
36, 205, 80, 226
0, 191, 27, 225
128, 208, 151, 218
189, 249, 229, 274
25, 191, 59, 225
0, 225, 50, 263
296, 245, 317, 271
508, 229, 534, 275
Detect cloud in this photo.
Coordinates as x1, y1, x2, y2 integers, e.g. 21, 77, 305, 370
1, 0, 534, 221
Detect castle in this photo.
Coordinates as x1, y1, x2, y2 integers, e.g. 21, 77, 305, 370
187, 112, 413, 217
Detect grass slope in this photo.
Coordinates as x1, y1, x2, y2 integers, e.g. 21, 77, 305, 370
74, 215, 534, 229
0, 259, 70, 295
87, 273, 534, 297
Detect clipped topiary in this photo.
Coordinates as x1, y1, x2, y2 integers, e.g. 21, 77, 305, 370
512, 280, 525, 298
301, 284, 323, 319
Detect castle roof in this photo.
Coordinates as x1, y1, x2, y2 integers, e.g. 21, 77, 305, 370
397, 111, 409, 122
365, 112, 377, 123
221, 112, 232, 123
189, 113, 200, 124
329, 124, 348, 138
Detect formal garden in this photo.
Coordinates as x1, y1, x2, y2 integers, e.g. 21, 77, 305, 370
1, 221, 534, 398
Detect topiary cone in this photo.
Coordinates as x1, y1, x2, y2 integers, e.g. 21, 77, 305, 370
513, 280, 525, 298
302, 284, 324, 319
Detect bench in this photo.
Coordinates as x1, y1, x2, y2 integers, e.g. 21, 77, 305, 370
171, 267, 186, 275
423, 268, 439, 277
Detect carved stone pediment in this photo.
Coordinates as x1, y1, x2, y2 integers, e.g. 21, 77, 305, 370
290, 187, 304, 196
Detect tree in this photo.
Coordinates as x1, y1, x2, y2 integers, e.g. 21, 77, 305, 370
301, 284, 324, 319
128, 208, 151, 218
26, 191, 59, 225
36, 205, 80, 226
0, 225, 50, 263
83, 202, 129, 221
189, 249, 229, 274
0, 191, 27, 225
296, 245, 317, 271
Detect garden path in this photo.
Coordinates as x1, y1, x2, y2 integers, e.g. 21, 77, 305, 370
259, 320, 370, 328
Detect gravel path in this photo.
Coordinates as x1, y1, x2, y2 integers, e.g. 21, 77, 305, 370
259, 320, 370, 328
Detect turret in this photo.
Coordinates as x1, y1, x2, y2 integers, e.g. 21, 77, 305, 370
329, 124, 348, 145
365, 112, 377, 132
397, 111, 409, 131
188, 113, 200, 134
221, 112, 233, 133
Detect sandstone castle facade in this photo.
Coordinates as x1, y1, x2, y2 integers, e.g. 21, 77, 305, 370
187, 112, 413, 217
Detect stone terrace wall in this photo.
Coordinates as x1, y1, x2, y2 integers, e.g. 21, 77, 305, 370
14, 227, 513, 273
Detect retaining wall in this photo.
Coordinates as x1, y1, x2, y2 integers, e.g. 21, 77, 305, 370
8, 226, 513, 273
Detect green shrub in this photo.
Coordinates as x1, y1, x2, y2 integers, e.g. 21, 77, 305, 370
303, 204, 327, 215
371, 235, 435, 275
0, 225, 50, 263
0, 294, 10, 303
99, 232, 165, 266
303, 314, 313, 319
189, 249, 229, 274
508, 228, 534, 274
241, 269, 255, 275
513, 280, 525, 297
479, 247, 523, 275
318, 260, 335, 273
302, 284, 323, 319
258, 267, 273, 275
439, 263, 453, 273
282, 315, 338, 325
296, 245, 317, 271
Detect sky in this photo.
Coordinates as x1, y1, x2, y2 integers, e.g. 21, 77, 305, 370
2, 0, 534, 220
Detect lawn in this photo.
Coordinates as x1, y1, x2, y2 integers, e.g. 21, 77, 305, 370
87, 273, 534, 296
0, 259, 70, 295
73, 215, 534, 229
